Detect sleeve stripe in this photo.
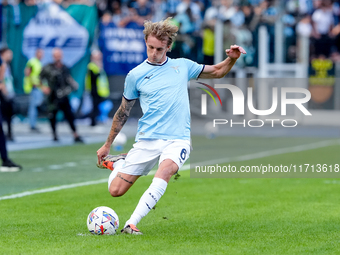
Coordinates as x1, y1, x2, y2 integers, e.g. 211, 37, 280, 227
197, 65, 205, 80
123, 94, 138, 101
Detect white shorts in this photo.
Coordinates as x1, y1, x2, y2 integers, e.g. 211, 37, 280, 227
108, 139, 190, 186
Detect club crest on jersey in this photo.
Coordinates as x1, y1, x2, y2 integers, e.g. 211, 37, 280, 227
171, 66, 180, 73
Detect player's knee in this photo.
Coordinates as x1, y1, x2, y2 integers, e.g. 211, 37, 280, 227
156, 161, 178, 182
109, 186, 125, 197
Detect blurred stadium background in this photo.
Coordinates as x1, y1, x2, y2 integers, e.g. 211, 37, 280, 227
1, 0, 340, 124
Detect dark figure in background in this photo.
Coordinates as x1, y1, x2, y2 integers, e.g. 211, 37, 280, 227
0, 57, 22, 172
40, 48, 83, 143
311, 0, 334, 57
85, 50, 110, 126
0, 47, 15, 141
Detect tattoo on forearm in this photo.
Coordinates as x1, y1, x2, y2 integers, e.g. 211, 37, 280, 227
117, 174, 133, 184
106, 98, 136, 144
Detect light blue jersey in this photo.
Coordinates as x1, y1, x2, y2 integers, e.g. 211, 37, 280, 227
123, 57, 204, 141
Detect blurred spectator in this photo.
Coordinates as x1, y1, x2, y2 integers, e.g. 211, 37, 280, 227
166, 17, 182, 58
249, 0, 277, 64
219, 0, 237, 21
297, 14, 313, 37
202, 24, 215, 65
152, 0, 168, 22
311, 0, 334, 57
111, 0, 131, 26
85, 50, 110, 126
110, 0, 153, 27
233, 28, 254, 67
260, 0, 277, 62
117, 1, 147, 27
175, 0, 203, 61
0, 56, 22, 172
220, 1, 238, 64
176, 6, 196, 34
242, 1, 255, 26
101, 10, 113, 25
248, 0, 264, 6
96, 0, 110, 18
203, 0, 220, 22
331, 22, 340, 61
166, 0, 181, 15
0, 47, 15, 141
24, 0, 37, 6
176, 0, 203, 32
282, 3, 297, 63
132, 0, 152, 21
202, 0, 220, 65
298, 0, 314, 15
230, 4, 246, 27
223, 20, 236, 60
228, 3, 254, 67
333, 1, 340, 25
40, 48, 83, 143
241, 2, 257, 65
24, 48, 44, 132
62, 0, 93, 7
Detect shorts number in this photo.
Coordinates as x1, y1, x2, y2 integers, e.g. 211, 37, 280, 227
180, 149, 187, 160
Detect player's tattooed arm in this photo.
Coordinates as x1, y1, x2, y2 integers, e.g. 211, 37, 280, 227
97, 97, 136, 164
105, 97, 136, 146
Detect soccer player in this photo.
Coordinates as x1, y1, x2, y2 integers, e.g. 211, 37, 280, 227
97, 18, 245, 235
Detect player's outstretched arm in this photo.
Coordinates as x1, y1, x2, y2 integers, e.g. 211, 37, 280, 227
97, 97, 136, 164
199, 45, 246, 79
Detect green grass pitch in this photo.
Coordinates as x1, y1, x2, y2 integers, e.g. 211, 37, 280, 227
0, 137, 340, 255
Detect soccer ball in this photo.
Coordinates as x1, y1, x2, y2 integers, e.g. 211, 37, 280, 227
87, 206, 119, 235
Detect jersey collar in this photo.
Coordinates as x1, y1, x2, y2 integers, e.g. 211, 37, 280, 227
146, 57, 168, 66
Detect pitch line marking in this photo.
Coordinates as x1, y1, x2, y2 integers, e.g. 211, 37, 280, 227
31, 161, 90, 172
0, 179, 108, 201
1, 139, 339, 201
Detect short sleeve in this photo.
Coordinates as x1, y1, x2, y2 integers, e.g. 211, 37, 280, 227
123, 71, 139, 100
182, 59, 204, 81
